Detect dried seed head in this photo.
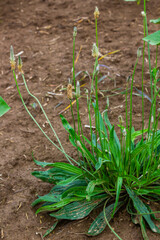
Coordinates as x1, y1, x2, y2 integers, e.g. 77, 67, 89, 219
123, 128, 127, 137
92, 43, 99, 58
137, 47, 142, 58
10, 45, 16, 70
118, 115, 124, 124
141, 11, 146, 17
77, 140, 81, 148
151, 115, 154, 123
67, 84, 73, 99
94, 6, 100, 19
106, 97, 109, 109
73, 27, 77, 37
18, 56, 23, 74
76, 81, 80, 98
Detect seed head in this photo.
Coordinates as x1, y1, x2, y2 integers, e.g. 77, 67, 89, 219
94, 6, 100, 19
151, 115, 154, 123
92, 43, 99, 58
67, 84, 73, 99
141, 11, 146, 17
10, 45, 16, 70
76, 81, 80, 98
73, 27, 77, 37
123, 128, 127, 137
18, 56, 23, 74
106, 97, 109, 109
137, 47, 142, 58
118, 115, 124, 124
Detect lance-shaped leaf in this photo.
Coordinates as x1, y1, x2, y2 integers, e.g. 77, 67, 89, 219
33, 159, 83, 175
88, 201, 123, 236
43, 220, 59, 238
112, 177, 123, 216
126, 186, 160, 233
36, 197, 83, 214
50, 195, 106, 220
32, 167, 75, 184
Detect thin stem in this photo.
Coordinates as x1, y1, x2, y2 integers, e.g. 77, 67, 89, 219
21, 73, 71, 162
129, 58, 139, 155
144, 0, 153, 103
156, 45, 158, 69
142, 16, 146, 140
13, 70, 74, 165
125, 77, 130, 130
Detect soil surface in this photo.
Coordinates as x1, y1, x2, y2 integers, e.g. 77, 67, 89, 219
0, 0, 160, 239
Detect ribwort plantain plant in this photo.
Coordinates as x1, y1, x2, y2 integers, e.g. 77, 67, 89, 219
11, 1, 160, 239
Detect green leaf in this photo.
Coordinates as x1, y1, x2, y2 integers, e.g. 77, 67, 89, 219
43, 221, 59, 238
87, 202, 123, 236
32, 193, 61, 207
53, 162, 83, 175
60, 115, 96, 164
57, 174, 82, 186
139, 216, 149, 240
34, 159, 83, 175
104, 111, 120, 150
0, 96, 10, 117
62, 186, 104, 198
112, 177, 123, 216
150, 18, 160, 24
32, 167, 75, 184
86, 179, 106, 199
126, 186, 160, 233
36, 197, 83, 214
143, 30, 160, 46
131, 128, 148, 142
109, 125, 121, 167
50, 196, 106, 220
92, 103, 109, 150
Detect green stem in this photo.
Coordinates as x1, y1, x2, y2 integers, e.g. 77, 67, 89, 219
125, 77, 130, 130
21, 73, 70, 161
142, 16, 146, 140
144, 0, 153, 103
129, 58, 139, 155
156, 45, 158, 69
95, 18, 98, 47
13, 70, 74, 164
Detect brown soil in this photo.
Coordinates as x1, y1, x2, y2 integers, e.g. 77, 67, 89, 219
0, 0, 160, 239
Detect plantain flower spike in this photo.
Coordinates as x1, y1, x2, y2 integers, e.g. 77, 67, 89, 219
18, 56, 24, 74
118, 115, 124, 125
94, 6, 100, 19
73, 26, 77, 37
137, 47, 142, 58
76, 81, 80, 98
67, 83, 73, 100
141, 11, 146, 17
92, 43, 99, 58
10, 45, 16, 70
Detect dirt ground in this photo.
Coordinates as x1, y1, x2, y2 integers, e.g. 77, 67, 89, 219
0, 0, 160, 239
